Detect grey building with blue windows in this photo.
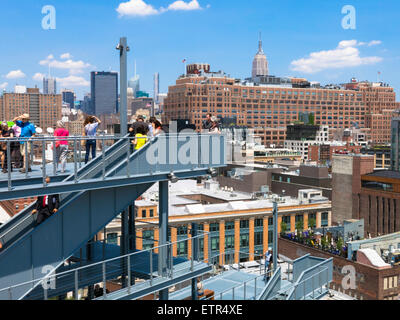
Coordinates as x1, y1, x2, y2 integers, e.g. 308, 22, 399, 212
91, 71, 118, 116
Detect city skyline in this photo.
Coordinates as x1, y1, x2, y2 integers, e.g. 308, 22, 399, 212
0, 0, 399, 100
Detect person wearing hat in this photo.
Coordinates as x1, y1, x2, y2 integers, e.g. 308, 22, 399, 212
12, 114, 36, 173
54, 120, 69, 173
264, 248, 272, 281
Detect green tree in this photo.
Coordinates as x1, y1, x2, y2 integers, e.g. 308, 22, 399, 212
308, 218, 316, 230
321, 236, 328, 250
308, 113, 315, 125
295, 220, 303, 238
337, 237, 344, 255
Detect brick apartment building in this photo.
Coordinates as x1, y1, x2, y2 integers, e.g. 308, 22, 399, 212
332, 154, 400, 238
279, 237, 400, 300
331, 154, 375, 225
163, 64, 399, 147
309, 143, 363, 165
0, 87, 62, 129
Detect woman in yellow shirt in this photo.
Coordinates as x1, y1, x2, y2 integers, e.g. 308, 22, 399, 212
133, 126, 148, 150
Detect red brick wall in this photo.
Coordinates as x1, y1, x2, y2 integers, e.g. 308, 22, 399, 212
279, 237, 400, 300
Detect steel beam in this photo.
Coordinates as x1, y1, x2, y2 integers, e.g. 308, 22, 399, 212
158, 180, 169, 300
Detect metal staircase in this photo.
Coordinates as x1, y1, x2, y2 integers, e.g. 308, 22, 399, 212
0, 133, 226, 300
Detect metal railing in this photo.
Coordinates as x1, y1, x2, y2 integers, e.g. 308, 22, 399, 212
0, 132, 226, 190
198, 250, 273, 301
283, 266, 330, 300
202, 273, 269, 301
0, 230, 212, 300
257, 265, 281, 300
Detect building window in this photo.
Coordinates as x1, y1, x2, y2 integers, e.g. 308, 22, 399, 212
211, 237, 219, 251
255, 232, 263, 246
225, 221, 234, 230
107, 233, 118, 245
240, 220, 249, 229
321, 212, 329, 227
149, 209, 154, 218
143, 230, 154, 240
210, 223, 219, 232
177, 241, 188, 256
255, 219, 263, 227
240, 234, 249, 247
177, 226, 188, 236
225, 235, 235, 249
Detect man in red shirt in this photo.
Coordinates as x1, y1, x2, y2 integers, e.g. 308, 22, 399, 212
31, 177, 60, 225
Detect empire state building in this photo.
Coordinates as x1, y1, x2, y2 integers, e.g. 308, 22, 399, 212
252, 34, 269, 79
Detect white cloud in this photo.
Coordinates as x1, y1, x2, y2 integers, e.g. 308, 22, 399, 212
60, 53, 73, 60
167, 0, 202, 11
290, 40, 383, 74
39, 55, 92, 75
33, 73, 46, 81
117, 0, 159, 17
354, 40, 382, 47
56, 75, 90, 88
5, 70, 26, 79
367, 40, 382, 47
117, 0, 204, 17
0, 82, 8, 90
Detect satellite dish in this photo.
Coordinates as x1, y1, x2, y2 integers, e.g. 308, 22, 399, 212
36, 127, 43, 134
47, 127, 54, 134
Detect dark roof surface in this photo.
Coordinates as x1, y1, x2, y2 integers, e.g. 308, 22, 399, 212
365, 170, 400, 179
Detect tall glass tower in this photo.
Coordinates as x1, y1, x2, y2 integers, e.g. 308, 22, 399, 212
43, 77, 57, 94
90, 71, 118, 115
154, 72, 159, 105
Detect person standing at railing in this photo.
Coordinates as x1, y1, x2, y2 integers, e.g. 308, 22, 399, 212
54, 121, 69, 173
84, 116, 101, 164
148, 116, 156, 138
152, 120, 163, 136
129, 115, 147, 153
31, 176, 60, 225
133, 126, 148, 151
0, 122, 14, 173
11, 122, 22, 169
264, 248, 272, 281
209, 116, 221, 134
202, 113, 213, 131
12, 114, 35, 173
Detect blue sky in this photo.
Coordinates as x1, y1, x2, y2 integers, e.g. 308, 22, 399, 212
0, 0, 399, 100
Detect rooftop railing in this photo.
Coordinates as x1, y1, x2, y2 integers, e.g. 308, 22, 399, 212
0, 229, 213, 300
0, 132, 226, 191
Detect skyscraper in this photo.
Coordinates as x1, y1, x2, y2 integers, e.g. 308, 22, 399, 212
128, 61, 140, 98
154, 72, 159, 104
90, 71, 118, 115
252, 33, 269, 79
61, 89, 75, 108
43, 77, 57, 94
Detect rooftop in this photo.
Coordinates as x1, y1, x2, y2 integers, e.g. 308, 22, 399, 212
364, 170, 400, 179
